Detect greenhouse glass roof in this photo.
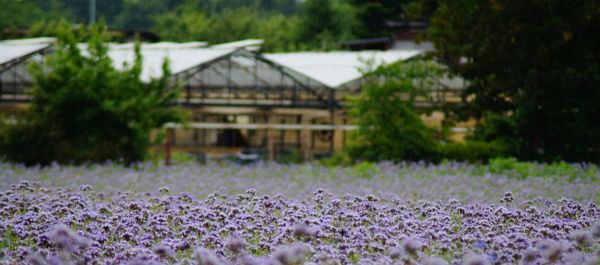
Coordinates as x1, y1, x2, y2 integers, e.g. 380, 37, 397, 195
0, 38, 55, 67
263, 50, 424, 89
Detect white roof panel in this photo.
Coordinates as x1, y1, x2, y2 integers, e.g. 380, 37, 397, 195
211, 39, 263, 51
264, 50, 424, 88
392, 41, 434, 51
109, 47, 235, 82
0, 37, 56, 46
78, 42, 209, 51
0, 43, 52, 66
143, 41, 208, 50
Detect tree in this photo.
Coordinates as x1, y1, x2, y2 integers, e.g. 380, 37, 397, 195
298, 0, 359, 50
206, 8, 262, 43
0, 24, 182, 165
114, 0, 174, 30
348, 60, 443, 162
0, 0, 67, 37
419, 0, 600, 163
152, 1, 302, 51
350, 0, 407, 38
152, 0, 211, 42
256, 14, 302, 52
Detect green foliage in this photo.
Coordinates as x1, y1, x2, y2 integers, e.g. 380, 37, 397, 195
0, 0, 67, 37
0, 23, 182, 166
348, 161, 380, 179
348, 60, 444, 162
114, 0, 173, 30
320, 151, 353, 167
28, 19, 108, 42
256, 15, 303, 52
5, 0, 361, 52
278, 149, 303, 164
152, 0, 211, 42
486, 158, 598, 180
0, 226, 18, 251
0, 0, 42, 32
28, 0, 299, 30
350, 0, 408, 38
206, 8, 263, 43
297, 0, 359, 50
152, 1, 303, 51
437, 141, 508, 163
420, 0, 600, 163
151, 0, 358, 51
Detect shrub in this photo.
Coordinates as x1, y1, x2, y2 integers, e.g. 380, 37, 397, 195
437, 141, 509, 163
347, 60, 443, 162
320, 151, 352, 167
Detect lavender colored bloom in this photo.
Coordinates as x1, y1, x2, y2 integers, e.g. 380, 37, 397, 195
48, 224, 89, 253
193, 247, 222, 265
389, 247, 402, 260
462, 253, 490, 265
152, 244, 174, 259
224, 238, 246, 255
127, 258, 163, 265
272, 244, 309, 265
400, 237, 422, 257
537, 240, 563, 263
591, 222, 600, 238
79, 184, 92, 191
519, 248, 538, 264
422, 256, 449, 265
0, 161, 597, 264
292, 223, 315, 239
27, 253, 50, 265
500, 191, 514, 204
572, 230, 593, 247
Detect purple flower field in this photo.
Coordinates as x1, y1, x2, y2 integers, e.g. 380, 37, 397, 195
0, 161, 598, 265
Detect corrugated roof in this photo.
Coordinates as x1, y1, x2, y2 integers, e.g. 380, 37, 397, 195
1, 37, 428, 89
0, 37, 56, 45
108, 47, 236, 82
211, 39, 263, 52
78, 41, 208, 51
263, 50, 424, 89
143, 41, 208, 50
0, 38, 55, 66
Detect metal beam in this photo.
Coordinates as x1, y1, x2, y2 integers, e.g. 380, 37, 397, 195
164, 122, 359, 131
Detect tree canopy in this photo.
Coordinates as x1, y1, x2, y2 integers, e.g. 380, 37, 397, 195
348, 60, 443, 162
0, 24, 182, 165
418, 0, 600, 163
2, 0, 366, 51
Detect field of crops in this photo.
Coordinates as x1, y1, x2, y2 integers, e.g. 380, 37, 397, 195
1, 161, 598, 264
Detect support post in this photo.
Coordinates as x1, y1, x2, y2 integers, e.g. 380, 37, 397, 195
185, 82, 190, 103
280, 118, 286, 149
164, 128, 173, 166
89, 0, 96, 25
329, 90, 336, 154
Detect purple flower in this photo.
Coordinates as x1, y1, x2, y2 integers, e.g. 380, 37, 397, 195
572, 230, 593, 247
225, 238, 246, 255
292, 223, 315, 239
400, 237, 423, 257
537, 240, 563, 263
520, 248, 538, 264
48, 224, 89, 253
272, 244, 309, 265
462, 253, 490, 265
423, 256, 448, 265
193, 247, 222, 265
152, 244, 174, 259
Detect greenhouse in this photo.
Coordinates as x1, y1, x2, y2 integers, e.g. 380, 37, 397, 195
0, 38, 465, 159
